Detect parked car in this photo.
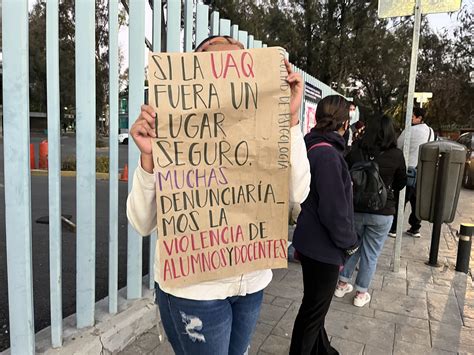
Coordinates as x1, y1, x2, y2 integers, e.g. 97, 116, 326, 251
457, 132, 474, 189
118, 132, 129, 144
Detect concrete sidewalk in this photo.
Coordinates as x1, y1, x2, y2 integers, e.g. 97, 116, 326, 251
120, 188, 474, 355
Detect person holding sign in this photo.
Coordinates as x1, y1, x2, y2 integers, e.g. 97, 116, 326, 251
290, 95, 359, 355
127, 35, 310, 355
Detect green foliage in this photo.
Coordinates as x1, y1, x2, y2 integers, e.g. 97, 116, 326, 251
96, 156, 109, 173
28, 0, 114, 127
61, 156, 76, 171
61, 156, 109, 173
206, 0, 473, 128
96, 137, 108, 148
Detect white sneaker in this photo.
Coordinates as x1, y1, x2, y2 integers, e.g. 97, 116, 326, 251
334, 283, 353, 298
353, 292, 371, 307
406, 229, 421, 238
388, 231, 396, 238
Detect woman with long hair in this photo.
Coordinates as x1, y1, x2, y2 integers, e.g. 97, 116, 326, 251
335, 115, 406, 307
126, 36, 310, 355
290, 95, 360, 355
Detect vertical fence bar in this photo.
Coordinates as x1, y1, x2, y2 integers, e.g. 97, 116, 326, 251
167, 0, 181, 52
254, 39, 262, 48
2, 0, 35, 352
149, 0, 162, 290
47, 0, 63, 345
231, 24, 239, 39
302, 71, 307, 124
183, 0, 193, 52
248, 34, 254, 48
238, 31, 248, 48
219, 19, 231, 36
210, 11, 220, 35
153, 0, 162, 52
108, 0, 119, 314
127, 0, 145, 300
75, 0, 96, 328
196, 3, 209, 48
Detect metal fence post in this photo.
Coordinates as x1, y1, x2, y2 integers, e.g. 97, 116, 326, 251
183, 0, 193, 52
75, 0, 96, 328
127, 0, 146, 300
219, 19, 231, 36
2, 0, 35, 352
108, 0, 119, 314
46, 0, 63, 345
210, 11, 220, 35
196, 3, 210, 48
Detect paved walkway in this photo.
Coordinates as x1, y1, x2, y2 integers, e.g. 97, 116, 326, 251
120, 188, 474, 355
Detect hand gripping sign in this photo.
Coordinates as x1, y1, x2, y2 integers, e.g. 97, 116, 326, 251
148, 47, 291, 287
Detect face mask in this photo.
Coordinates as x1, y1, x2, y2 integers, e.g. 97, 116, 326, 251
349, 111, 356, 120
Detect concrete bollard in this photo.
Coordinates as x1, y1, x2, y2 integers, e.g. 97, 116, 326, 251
455, 223, 473, 274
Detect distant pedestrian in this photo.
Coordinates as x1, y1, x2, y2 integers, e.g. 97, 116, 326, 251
389, 107, 434, 238
343, 103, 359, 155
290, 95, 359, 355
335, 115, 406, 307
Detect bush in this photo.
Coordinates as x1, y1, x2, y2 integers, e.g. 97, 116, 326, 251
61, 156, 109, 173
96, 137, 108, 148
62, 156, 76, 171
96, 156, 109, 173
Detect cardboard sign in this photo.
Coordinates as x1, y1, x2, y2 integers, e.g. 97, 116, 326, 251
148, 48, 291, 287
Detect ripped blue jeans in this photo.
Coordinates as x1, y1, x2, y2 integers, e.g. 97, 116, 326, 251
155, 283, 263, 355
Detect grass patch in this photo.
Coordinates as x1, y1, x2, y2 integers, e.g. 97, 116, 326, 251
62, 156, 109, 173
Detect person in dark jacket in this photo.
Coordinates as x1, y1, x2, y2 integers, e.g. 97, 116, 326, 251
290, 95, 359, 355
335, 115, 407, 307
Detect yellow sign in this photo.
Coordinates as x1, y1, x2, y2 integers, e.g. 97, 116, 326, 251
378, 0, 461, 18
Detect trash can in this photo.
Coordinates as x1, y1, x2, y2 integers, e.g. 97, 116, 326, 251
416, 140, 466, 266
416, 141, 466, 223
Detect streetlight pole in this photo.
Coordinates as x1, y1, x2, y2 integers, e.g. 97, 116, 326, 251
393, 0, 422, 273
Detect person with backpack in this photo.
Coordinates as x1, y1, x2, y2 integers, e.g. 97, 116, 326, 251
335, 115, 406, 307
127, 35, 311, 355
290, 95, 359, 355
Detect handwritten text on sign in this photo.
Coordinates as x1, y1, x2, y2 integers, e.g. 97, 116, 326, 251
149, 48, 290, 287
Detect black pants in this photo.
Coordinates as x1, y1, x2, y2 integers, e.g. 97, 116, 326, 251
290, 254, 340, 355
391, 186, 421, 232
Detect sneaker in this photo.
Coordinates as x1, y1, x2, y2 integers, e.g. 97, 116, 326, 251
334, 282, 353, 298
388, 230, 396, 238
406, 229, 421, 238
353, 292, 371, 307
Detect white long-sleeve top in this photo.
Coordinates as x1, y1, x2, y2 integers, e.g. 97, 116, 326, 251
126, 125, 310, 300
397, 123, 434, 167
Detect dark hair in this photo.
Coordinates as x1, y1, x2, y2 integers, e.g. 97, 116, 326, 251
313, 95, 350, 132
359, 115, 397, 153
413, 107, 425, 120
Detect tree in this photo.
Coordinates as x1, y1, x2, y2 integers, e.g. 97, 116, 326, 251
28, 0, 125, 131
417, 4, 474, 130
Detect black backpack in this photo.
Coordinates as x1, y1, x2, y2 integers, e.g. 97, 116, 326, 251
350, 152, 387, 213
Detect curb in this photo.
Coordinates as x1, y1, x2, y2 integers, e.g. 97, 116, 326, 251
0, 287, 163, 355
31, 169, 119, 181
